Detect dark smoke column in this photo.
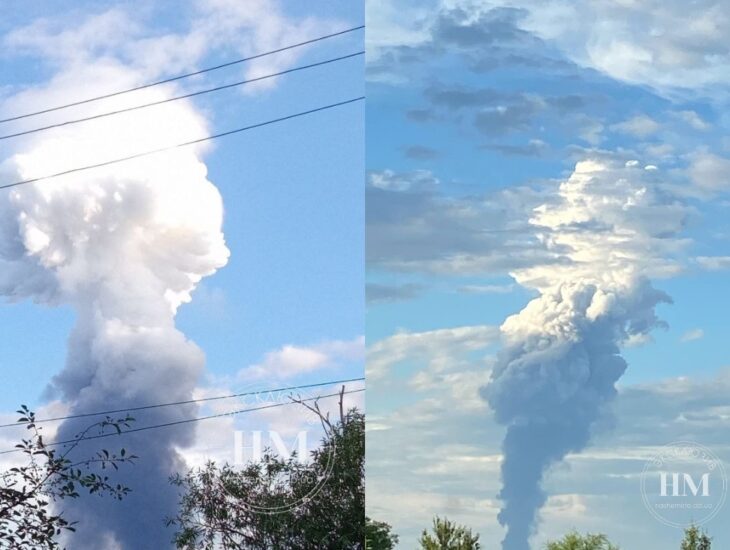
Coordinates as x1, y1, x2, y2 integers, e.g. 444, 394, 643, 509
481, 160, 685, 549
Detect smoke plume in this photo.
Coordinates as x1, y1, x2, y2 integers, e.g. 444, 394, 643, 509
482, 159, 687, 549
0, 62, 229, 548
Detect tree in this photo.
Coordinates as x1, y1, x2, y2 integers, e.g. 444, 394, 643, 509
365, 517, 398, 550
0, 405, 136, 549
418, 516, 481, 550
545, 531, 619, 550
681, 525, 711, 550
169, 390, 365, 549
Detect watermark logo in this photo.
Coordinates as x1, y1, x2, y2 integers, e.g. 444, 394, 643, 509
234, 430, 310, 464
641, 441, 727, 528
220, 383, 337, 515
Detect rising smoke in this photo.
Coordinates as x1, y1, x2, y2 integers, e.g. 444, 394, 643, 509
0, 61, 229, 548
482, 159, 687, 550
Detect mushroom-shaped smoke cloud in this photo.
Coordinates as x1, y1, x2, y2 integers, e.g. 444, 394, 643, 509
0, 62, 229, 548
482, 160, 688, 550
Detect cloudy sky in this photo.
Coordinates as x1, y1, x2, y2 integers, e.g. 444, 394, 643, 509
0, 1, 363, 547
366, 1, 730, 548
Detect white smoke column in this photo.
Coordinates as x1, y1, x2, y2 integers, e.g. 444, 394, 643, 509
482, 160, 687, 550
0, 62, 229, 548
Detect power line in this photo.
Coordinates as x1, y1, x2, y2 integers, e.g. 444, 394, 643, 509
0, 96, 365, 191
0, 388, 365, 455
0, 377, 365, 429
0, 51, 364, 142
0, 25, 365, 125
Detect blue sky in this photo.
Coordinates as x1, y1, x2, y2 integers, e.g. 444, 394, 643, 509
366, 1, 730, 548
0, 0, 364, 412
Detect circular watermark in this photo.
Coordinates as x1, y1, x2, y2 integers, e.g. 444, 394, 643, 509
223, 381, 338, 515
640, 441, 727, 528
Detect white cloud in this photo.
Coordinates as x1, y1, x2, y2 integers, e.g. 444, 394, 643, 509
513, 158, 689, 291
577, 117, 605, 146
672, 110, 711, 131
696, 255, 730, 271
237, 336, 364, 381
687, 151, 730, 194
368, 169, 438, 192
3, 8, 141, 64
192, 0, 347, 93
456, 283, 515, 294
541, 494, 588, 522
253, 346, 329, 376
365, 0, 434, 62
644, 143, 675, 159
367, 325, 498, 381
680, 328, 704, 342
2, 1, 346, 96
410, 368, 494, 411
611, 114, 661, 138
508, 0, 730, 93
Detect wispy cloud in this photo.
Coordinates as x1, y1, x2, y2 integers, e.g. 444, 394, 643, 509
237, 336, 364, 381
456, 284, 515, 294
367, 325, 498, 382
680, 328, 704, 342
696, 255, 730, 271
366, 282, 425, 304
611, 114, 661, 138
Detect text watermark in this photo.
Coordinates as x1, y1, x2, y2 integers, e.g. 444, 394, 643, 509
641, 441, 727, 528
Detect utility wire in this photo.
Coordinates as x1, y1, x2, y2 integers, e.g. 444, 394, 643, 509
0, 377, 365, 429
0, 96, 365, 191
0, 388, 365, 455
0, 51, 364, 141
0, 25, 365, 125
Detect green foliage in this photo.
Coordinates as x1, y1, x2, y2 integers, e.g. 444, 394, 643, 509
0, 405, 136, 549
681, 524, 712, 550
418, 516, 481, 550
365, 517, 398, 550
169, 399, 365, 549
545, 531, 619, 550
